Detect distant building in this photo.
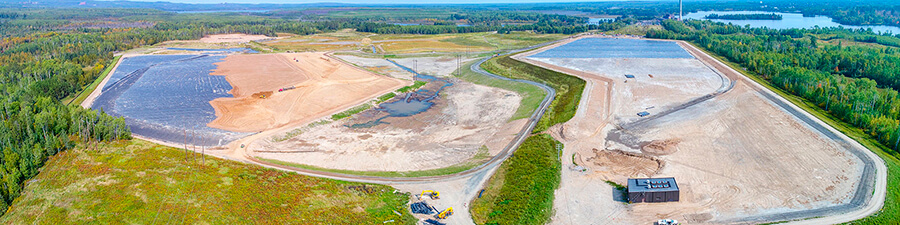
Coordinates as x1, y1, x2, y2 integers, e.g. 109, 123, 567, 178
627, 177, 679, 203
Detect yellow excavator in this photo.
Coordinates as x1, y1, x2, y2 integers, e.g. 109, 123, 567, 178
436, 207, 453, 219
420, 190, 440, 199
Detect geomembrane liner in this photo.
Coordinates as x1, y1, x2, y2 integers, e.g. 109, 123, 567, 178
92, 54, 251, 146
103, 55, 197, 91
530, 38, 694, 59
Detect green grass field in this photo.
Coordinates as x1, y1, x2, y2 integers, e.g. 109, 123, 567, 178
0, 140, 415, 224
469, 134, 561, 225
480, 54, 585, 133
689, 42, 900, 224
65, 55, 121, 106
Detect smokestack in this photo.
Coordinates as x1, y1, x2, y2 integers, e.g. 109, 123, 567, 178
679, 0, 683, 21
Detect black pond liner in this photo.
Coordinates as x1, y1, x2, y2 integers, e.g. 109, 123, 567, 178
92, 54, 252, 146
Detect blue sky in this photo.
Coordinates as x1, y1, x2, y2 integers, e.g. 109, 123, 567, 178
119, 0, 632, 4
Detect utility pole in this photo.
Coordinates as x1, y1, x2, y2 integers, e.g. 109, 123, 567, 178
679, 0, 683, 21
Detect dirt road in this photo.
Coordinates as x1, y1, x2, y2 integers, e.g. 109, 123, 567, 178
81, 56, 125, 108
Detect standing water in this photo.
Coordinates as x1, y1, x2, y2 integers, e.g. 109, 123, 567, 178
347, 59, 454, 128
685, 11, 900, 34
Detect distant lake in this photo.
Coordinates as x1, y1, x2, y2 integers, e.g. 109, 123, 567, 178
685, 11, 900, 34
587, 18, 615, 25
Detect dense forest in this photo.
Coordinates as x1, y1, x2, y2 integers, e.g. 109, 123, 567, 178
648, 19, 900, 156
705, 13, 783, 20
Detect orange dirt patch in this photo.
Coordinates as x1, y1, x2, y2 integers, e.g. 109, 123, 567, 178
251, 91, 273, 99
207, 52, 408, 133
211, 54, 310, 98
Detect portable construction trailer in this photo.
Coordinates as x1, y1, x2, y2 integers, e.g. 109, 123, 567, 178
627, 177, 679, 203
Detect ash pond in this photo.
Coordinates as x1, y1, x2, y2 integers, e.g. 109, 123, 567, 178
91, 54, 252, 146
348, 59, 453, 128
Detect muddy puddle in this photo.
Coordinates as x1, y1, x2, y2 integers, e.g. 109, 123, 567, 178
348, 59, 453, 128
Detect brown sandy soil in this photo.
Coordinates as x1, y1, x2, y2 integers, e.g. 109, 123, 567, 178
207, 52, 408, 132
210, 54, 310, 97
516, 36, 864, 224
641, 138, 680, 155
252, 81, 525, 172
587, 149, 662, 179
618, 82, 862, 224
199, 34, 273, 43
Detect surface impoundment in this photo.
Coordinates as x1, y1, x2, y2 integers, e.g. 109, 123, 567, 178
92, 54, 250, 146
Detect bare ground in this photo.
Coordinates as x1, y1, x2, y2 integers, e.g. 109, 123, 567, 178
252, 81, 524, 172
333, 54, 416, 80
613, 82, 862, 224
207, 52, 408, 132
392, 57, 478, 77
517, 36, 864, 224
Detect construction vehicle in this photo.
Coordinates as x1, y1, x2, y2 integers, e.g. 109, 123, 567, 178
435, 207, 453, 219
419, 190, 440, 199
278, 86, 296, 92
656, 219, 678, 225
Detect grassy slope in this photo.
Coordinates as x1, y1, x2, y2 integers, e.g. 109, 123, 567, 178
470, 50, 584, 224
480, 54, 585, 133
470, 134, 561, 225
689, 43, 900, 224
0, 140, 415, 224
65, 55, 121, 106
455, 59, 545, 121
